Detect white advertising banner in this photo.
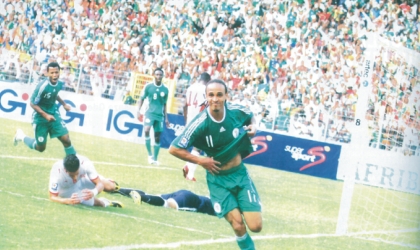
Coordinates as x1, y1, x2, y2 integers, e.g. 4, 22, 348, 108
339, 146, 420, 195
0, 81, 145, 144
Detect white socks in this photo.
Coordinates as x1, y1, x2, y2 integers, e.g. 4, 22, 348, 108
98, 197, 110, 207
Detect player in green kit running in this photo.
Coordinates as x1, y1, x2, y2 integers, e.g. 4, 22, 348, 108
169, 79, 262, 250
14, 62, 76, 155
137, 68, 169, 165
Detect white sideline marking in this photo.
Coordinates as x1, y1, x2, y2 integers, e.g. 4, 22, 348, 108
0, 189, 230, 239
66, 232, 420, 250
68, 232, 420, 250
3, 156, 419, 249
0, 155, 177, 171
79, 206, 227, 237
353, 236, 420, 250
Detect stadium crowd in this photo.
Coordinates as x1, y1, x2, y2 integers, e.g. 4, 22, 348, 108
0, 0, 419, 155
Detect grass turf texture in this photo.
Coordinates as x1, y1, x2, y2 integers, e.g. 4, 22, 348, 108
0, 118, 418, 249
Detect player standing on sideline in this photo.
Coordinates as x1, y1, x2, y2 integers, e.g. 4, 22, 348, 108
13, 62, 76, 156
182, 72, 211, 181
49, 154, 123, 208
169, 79, 262, 250
118, 188, 216, 216
137, 68, 169, 165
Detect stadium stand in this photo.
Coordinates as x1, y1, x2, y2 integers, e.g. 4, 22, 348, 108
0, 0, 418, 156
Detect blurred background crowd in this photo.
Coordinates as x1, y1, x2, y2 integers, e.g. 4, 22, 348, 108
0, 0, 419, 155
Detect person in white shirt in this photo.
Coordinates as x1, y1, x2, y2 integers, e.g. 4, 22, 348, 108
182, 72, 211, 181
49, 154, 123, 208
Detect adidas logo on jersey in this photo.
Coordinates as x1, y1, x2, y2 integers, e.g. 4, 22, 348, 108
220, 127, 226, 132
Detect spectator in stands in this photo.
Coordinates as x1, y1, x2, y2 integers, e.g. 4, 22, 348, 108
0, 0, 418, 157
123, 90, 136, 105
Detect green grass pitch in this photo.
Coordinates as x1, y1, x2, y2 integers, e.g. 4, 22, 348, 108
0, 118, 418, 249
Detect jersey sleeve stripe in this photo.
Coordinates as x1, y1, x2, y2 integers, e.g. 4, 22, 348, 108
34, 79, 49, 104
183, 113, 207, 140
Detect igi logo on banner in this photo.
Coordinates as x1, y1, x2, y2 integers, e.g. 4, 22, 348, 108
59, 100, 86, 126
106, 109, 143, 137
0, 89, 28, 115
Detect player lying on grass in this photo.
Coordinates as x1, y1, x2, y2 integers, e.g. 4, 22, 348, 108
49, 154, 123, 208
117, 188, 215, 216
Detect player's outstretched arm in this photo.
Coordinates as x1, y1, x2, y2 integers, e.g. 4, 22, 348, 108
49, 192, 81, 205
137, 98, 144, 121
57, 95, 71, 111
244, 116, 257, 137
164, 104, 170, 128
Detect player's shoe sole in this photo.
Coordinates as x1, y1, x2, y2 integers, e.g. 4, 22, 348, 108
183, 165, 188, 178
114, 180, 120, 192
107, 180, 120, 193
110, 201, 124, 208
129, 191, 142, 205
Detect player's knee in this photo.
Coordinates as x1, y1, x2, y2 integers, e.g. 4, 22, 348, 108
59, 135, 71, 147
229, 218, 246, 234
248, 221, 262, 233
167, 198, 178, 210
36, 144, 46, 152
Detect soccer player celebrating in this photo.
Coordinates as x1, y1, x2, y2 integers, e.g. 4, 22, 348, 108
49, 154, 123, 208
13, 62, 76, 155
137, 68, 169, 165
169, 79, 262, 250
182, 72, 211, 181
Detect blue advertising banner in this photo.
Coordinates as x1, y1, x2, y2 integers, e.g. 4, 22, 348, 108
161, 113, 186, 149
243, 131, 341, 180
161, 114, 341, 180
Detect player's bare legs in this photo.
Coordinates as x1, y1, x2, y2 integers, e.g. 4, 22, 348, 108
58, 134, 76, 155
102, 178, 120, 192
144, 125, 155, 164
242, 212, 263, 233
225, 208, 257, 249
153, 131, 162, 164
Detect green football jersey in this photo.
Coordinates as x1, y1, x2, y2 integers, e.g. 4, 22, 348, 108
140, 82, 169, 120
30, 78, 64, 119
172, 104, 254, 165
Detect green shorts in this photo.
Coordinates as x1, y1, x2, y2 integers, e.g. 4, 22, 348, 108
206, 163, 262, 218
32, 115, 69, 145
143, 115, 164, 133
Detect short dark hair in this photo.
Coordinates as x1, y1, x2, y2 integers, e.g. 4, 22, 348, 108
153, 67, 164, 75
206, 79, 228, 94
47, 62, 61, 72
63, 154, 80, 172
199, 72, 211, 83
